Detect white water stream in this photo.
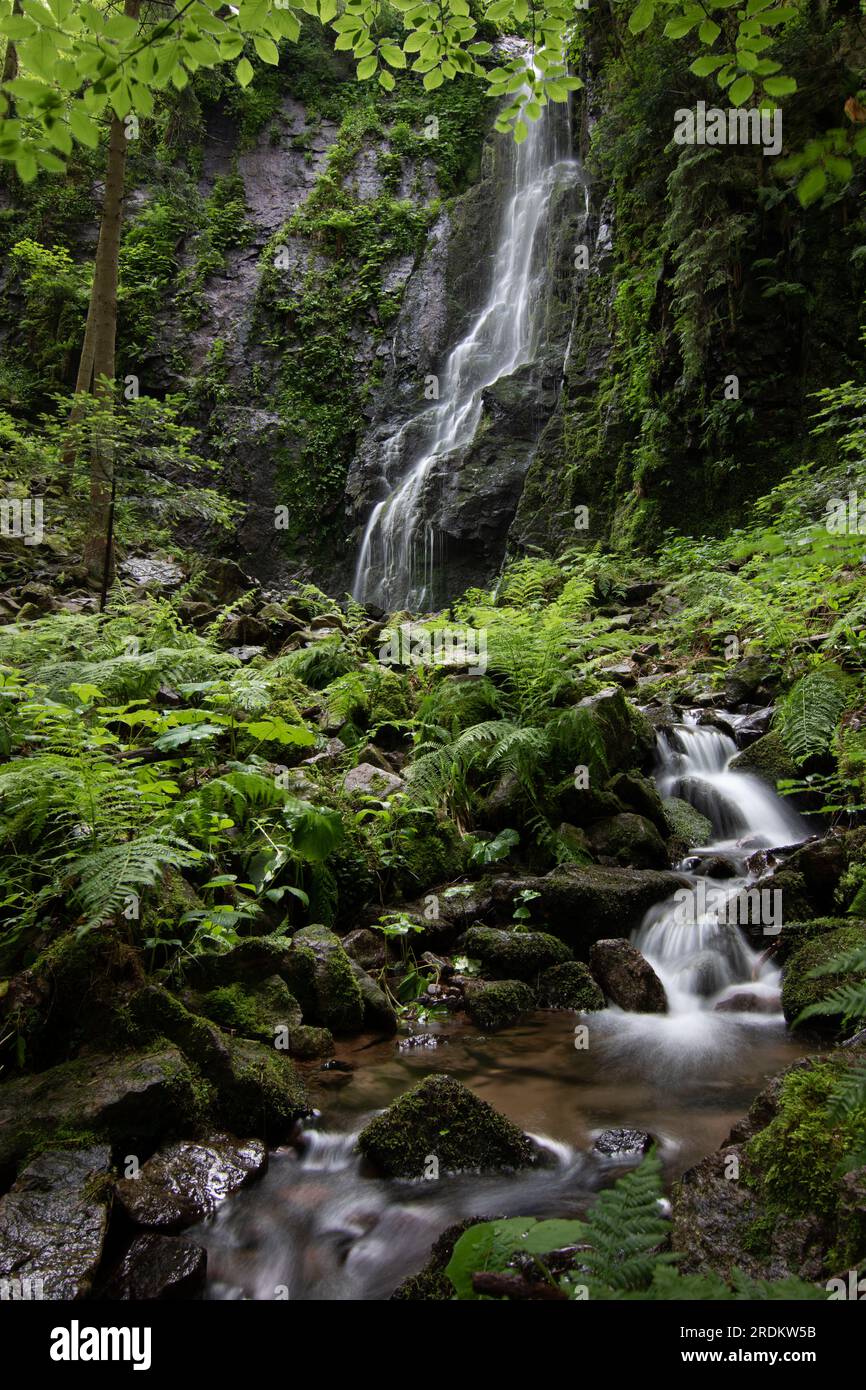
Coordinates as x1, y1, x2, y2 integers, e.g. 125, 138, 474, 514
352, 103, 578, 610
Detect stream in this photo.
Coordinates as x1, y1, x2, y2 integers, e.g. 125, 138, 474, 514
195, 716, 814, 1300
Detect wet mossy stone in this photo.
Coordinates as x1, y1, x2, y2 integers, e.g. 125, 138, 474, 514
662, 796, 713, 851
462, 925, 571, 981
572, 687, 657, 775
358, 1075, 537, 1178
128, 985, 231, 1076
607, 771, 668, 836
286, 1025, 334, 1059
348, 958, 398, 1035
195, 977, 302, 1043
536, 961, 604, 1012
183, 934, 295, 990
464, 979, 536, 1030
781, 922, 866, 1038
288, 924, 365, 1034
0, 1048, 198, 1179
215, 1037, 309, 1137
0, 1144, 113, 1299
587, 811, 670, 870
729, 732, 797, 788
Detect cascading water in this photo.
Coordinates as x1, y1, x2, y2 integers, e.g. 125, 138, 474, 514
595, 716, 812, 1071
352, 101, 578, 610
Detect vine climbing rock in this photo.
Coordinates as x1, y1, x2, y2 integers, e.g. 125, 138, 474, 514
357, 1074, 540, 1178
589, 939, 668, 1014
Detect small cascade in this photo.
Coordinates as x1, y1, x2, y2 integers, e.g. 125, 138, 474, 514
629, 718, 810, 1034
352, 99, 579, 610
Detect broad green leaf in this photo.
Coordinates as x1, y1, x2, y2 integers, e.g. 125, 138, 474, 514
235, 56, 254, 87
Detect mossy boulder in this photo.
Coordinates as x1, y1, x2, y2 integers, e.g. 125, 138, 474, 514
184, 934, 295, 989
464, 979, 536, 1030
461, 925, 572, 981
607, 771, 669, 835
194, 977, 302, 1043
216, 1037, 309, 1136
285, 1025, 334, 1059
536, 961, 605, 1011
729, 732, 797, 788
287, 924, 365, 1034
394, 818, 465, 895
781, 922, 866, 1037
0, 1047, 199, 1180
587, 812, 670, 870
358, 1074, 537, 1178
663, 796, 713, 852
127, 985, 230, 1077
572, 687, 657, 774
348, 958, 398, 1034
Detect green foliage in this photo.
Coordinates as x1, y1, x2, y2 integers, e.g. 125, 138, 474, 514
445, 1153, 825, 1300
776, 664, 853, 763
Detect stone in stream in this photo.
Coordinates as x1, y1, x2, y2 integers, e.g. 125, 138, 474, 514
662, 796, 713, 852
358, 1074, 539, 1178
589, 939, 668, 1013
464, 979, 536, 1031
342, 927, 387, 973
114, 1134, 267, 1230
714, 990, 780, 1014
0, 1146, 112, 1299
287, 924, 365, 1034
488, 866, 688, 957
461, 924, 572, 980
536, 961, 604, 1012
103, 1234, 207, 1300
592, 1128, 653, 1159
728, 731, 796, 787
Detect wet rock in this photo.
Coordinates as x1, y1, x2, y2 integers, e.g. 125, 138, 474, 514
589, 939, 667, 1013
592, 1128, 653, 1158
218, 614, 271, 647
226, 643, 266, 663
598, 661, 636, 688
287, 1025, 335, 1059
464, 979, 536, 1030
193, 976, 302, 1043
572, 687, 657, 773
733, 705, 775, 743
348, 958, 398, 1035
587, 811, 670, 870
782, 922, 866, 1037
714, 989, 781, 1014
489, 867, 688, 958
397, 1033, 444, 1050
0, 1146, 112, 1299
783, 836, 846, 914
289, 924, 365, 1034
217, 1037, 309, 1135
724, 656, 779, 708
16, 580, 55, 614
115, 1135, 267, 1229
536, 961, 604, 1011
183, 933, 296, 989
700, 854, 739, 878
343, 762, 404, 797
189, 558, 255, 606
342, 928, 386, 973
607, 771, 669, 836
103, 1234, 207, 1300
729, 731, 796, 788
120, 556, 185, 590
358, 1074, 538, 1178
461, 925, 571, 980
0, 1048, 197, 1177
662, 796, 713, 851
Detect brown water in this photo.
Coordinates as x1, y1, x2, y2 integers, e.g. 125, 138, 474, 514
195, 1008, 806, 1301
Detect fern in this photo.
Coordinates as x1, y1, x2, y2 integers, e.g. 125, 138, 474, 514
73, 833, 200, 933
776, 664, 852, 763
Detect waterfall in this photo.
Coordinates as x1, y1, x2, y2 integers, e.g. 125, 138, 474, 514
352, 103, 577, 611
635, 719, 810, 1020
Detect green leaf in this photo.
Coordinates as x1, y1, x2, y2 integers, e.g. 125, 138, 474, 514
763, 75, 797, 96
378, 67, 395, 90
728, 74, 755, 105
69, 106, 101, 149
698, 19, 721, 43
796, 165, 826, 205
423, 67, 444, 89
235, 56, 254, 88
380, 42, 406, 68
253, 36, 279, 65
357, 54, 377, 79
628, 0, 655, 35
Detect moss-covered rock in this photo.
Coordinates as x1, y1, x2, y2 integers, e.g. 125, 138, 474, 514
288, 924, 365, 1034
464, 979, 536, 1030
358, 1074, 537, 1177
0, 1047, 200, 1179
662, 796, 713, 851
587, 811, 670, 869
729, 732, 797, 788
127, 985, 231, 1076
184, 933, 296, 989
286, 1025, 334, 1059
216, 1037, 309, 1136
536, 961, 605, 1011
348, 958, 398, 1034
394, 818, 465, 895
195, 977, 302, 1042
461, 925, 572, 980
572, 687, 657, 775
781, 922, 866, 1037
607, 771, 669, 835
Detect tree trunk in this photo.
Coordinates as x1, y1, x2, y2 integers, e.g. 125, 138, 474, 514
79, 0, 141, 583
1, 1, 21, 87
